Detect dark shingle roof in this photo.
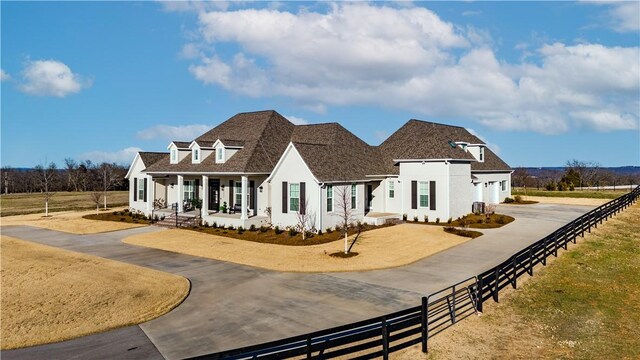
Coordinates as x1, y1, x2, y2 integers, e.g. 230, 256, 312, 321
292, 124, 388, 181
145, 110, 294, 173
171, 141, 191, 149
379, 119, 511, 172
139, 152, 168, 170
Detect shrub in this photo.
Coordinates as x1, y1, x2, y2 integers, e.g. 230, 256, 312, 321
318, 229, 323, 236
477, 219, 483, 224
288, 228, 298, 236
274, 226, 283, 234
249, 224, 257, 232
212, 222, 218, 229
514, 195, 523, 203
112, 211, 118, 215
120, 217, 126, 222
237, 226, 244, 234
424, 215, 429, 223
402, 214, 408, 221
124, 209, 129, 213
497, 216, 506, 225
326, 227, 333, 233
504, 197, 515, 203
259, 226, 269, 232
435, 218, 440, 224
413, 216, 419, 222
227, 225, 235, 230
447, 217, 452, 224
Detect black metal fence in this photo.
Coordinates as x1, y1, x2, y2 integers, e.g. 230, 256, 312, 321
187, 186, 640, 360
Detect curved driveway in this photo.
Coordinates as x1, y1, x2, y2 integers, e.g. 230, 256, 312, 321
2, 203, 592, 360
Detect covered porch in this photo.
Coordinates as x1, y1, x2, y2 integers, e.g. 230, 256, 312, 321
146, 173, 268, 228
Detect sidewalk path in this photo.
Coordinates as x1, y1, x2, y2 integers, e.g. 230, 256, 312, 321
1, 203, 592, 359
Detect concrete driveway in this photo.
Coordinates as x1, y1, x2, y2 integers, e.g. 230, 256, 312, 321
2, 203, 592, 360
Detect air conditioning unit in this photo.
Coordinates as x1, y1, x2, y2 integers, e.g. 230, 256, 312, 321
472, 201, 485, 214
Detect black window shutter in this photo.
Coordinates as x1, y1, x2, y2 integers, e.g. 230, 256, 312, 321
300, 182, 306, 215
411, 180, 417, 209
250, 180, 255, 209
195, 179, 200, 199
282, 181, 288, 213
229, 180, 234, 205
143, 178, 148, 202
133, 178, 137, 201
430, 181, 436, 210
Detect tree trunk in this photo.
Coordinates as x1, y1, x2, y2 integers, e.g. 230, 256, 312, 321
344, 232, 348, 254
45, 200, 49, 217
96, 204, 99, 215
103, 194, 107, 210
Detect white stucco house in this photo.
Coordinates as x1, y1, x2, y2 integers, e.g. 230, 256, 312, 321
126, 110, 512, 229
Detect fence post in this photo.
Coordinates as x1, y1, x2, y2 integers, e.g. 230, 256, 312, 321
477, 276, 484, 312
451, 285, 457, 324
493, 267, 499, 303
421, 296, 428, 353
553, 234, 558, 257
511, 257, 517, 289
306, 336, 312, 359
581, 217, 585, 237
588, 212, 592, 233
542, 238, 547, 266
382, 317, 389, 360
528, 247, 533, 276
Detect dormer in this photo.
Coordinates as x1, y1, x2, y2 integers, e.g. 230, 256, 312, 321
167, 141, 190, 164
448, 141, 470, 152
189, 140, 215, 164
466, 144, 485, 163
212, 139, 244, 164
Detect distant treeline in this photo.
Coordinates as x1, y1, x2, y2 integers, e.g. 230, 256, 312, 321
1, 159, 129, 194
512, 161, 640, 190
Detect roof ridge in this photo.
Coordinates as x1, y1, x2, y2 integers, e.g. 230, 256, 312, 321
408, 119, 466, 129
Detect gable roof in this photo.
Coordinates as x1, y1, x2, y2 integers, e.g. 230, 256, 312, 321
139, 152, 168, 168
145, 110, 295, 173
170, 141, 191, 149
379, 119, 511, 172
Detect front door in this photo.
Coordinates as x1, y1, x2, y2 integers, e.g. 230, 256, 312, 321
366, 184, 373, 212
208, 179, 220, 211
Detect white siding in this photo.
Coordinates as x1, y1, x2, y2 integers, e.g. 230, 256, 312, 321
320, 183, 366, 231
449, 162, 473, 219
473, 172, 512, 204
398, 162, 451, 222
127, 156, 148, 214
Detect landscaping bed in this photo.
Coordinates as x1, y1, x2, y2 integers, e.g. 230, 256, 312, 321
83, 209, 152, 225
404, 213, 514, 229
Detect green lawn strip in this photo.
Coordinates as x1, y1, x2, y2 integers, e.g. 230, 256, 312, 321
0, 191, 128, 217
507, 208, 640, 358
512, 188, 626, 199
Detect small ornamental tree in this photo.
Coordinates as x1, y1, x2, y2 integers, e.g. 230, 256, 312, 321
35, 162, 57, 217
89, 191, 103, 215
332, 184, 356, 254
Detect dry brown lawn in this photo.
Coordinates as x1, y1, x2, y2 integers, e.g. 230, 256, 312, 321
123, 223, 472, 272
520, 196, 608, 206
0, 236, 190, 350
0, 207, 147, 234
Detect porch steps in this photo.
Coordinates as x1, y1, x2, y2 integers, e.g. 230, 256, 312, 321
155, 214, 198, 228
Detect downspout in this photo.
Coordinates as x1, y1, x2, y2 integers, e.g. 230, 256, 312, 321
318, 182, 323, 232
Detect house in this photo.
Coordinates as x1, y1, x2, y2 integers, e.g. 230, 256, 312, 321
126, 110, 512, 229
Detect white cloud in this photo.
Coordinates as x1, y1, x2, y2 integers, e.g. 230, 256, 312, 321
287, 115, 309, 125
585, 1, 640, 32
136, 124, 211, 141
0, 69, 10, 81
79, 147, 142, 165
181, 3, 639, 134
19, 59, 90, 97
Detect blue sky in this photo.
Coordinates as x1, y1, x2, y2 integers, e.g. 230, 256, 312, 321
1, 1, 639, 168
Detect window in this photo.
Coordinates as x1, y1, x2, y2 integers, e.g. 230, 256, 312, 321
183, 180, 195, 201
235, 182, 242, 206
351, 184, 357, 209
501, 180, 507, 192
419, 181, 429, 208
326, 185, 333, 212
193, 149, 200, 162
216, 147, 224, 163
290, 183, 300, 212
137, 178, 145, 201
388, 181, 395, 198
479, 147, 484, 162
170, 149, 177, 163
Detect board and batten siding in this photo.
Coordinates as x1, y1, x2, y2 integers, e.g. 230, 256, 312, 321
127, 155, 148, 214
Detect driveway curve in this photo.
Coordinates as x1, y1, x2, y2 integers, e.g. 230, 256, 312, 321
2, 203, 592, 360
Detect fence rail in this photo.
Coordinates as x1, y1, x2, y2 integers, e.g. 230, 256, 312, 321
187, 186, 640, 360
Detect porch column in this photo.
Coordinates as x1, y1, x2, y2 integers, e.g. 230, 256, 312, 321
177, 175, 184, 212
202, 175, 209, 215
146, 175, 154, 213
240, 175, 248, 221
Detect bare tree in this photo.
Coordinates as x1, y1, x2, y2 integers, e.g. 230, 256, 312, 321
295, 199, 315, 240
89, 191, 103, 215
97, 163, 121, 209
332, 184, 356, 254
64, 158, 80, 191
35, 162, 57, 216
511, 167, 530, 190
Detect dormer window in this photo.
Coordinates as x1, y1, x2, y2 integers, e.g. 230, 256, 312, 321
170, 149, 178, 164
192, 148, 200, 163
479, 147, 484, 162
216, 147, 225, 163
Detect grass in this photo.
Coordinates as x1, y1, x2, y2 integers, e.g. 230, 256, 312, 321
0, 191, 129, 217
1, 236, 190, 350
512, 188, 627, 199
395, 202, 640, 359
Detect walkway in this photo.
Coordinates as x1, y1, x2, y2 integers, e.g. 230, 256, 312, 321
2, 203, 592, 359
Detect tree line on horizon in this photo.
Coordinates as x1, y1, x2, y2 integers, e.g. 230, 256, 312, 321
511, 160, 640, 191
